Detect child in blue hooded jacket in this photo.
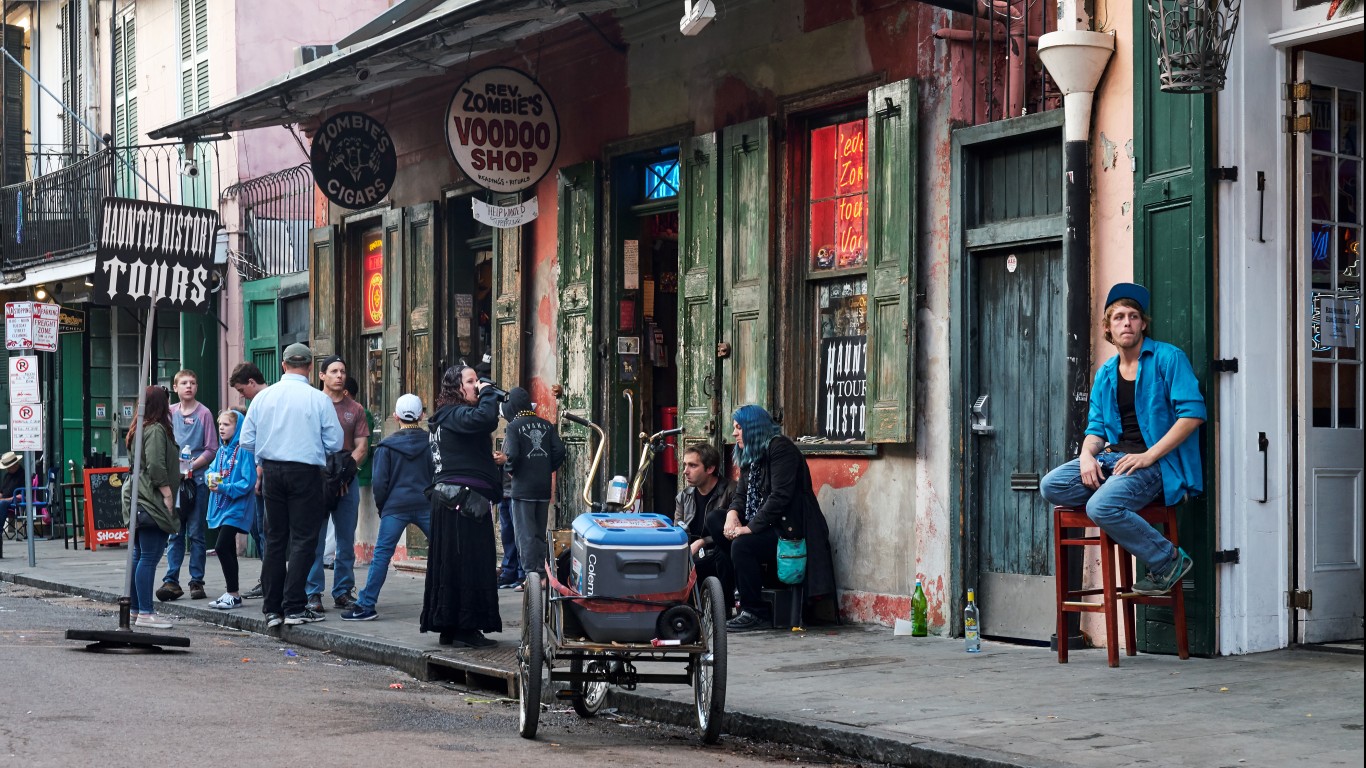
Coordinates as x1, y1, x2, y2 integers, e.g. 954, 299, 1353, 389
206, 408, 256, 610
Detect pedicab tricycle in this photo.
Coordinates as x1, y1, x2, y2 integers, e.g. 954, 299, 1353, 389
517, 412, 727, 743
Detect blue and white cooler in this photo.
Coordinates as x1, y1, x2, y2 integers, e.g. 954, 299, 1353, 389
564, 512, 693, 642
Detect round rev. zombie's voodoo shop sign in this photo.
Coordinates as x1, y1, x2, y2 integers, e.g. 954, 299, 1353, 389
311, 111, 397, 209
445, 67, 559, 193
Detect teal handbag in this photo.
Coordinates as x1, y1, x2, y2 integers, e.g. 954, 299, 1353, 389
776, 537, 808, 585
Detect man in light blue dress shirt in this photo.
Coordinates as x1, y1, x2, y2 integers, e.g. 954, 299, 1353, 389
239, 343, 344, 627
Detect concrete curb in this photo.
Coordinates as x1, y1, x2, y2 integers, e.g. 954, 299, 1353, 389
6, 567, 1047, 768
606, 689, 1052, 768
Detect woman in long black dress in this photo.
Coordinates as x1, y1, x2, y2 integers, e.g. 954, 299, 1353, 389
420, 364, 503, 648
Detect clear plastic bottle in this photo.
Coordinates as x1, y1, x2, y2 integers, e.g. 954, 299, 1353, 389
911, 578, 928, 637
964, 588, 981, 653
179, 444, 193, 477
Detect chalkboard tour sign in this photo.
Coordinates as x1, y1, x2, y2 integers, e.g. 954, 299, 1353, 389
84, 467, 131, 548
819, 335, 867, 441
93, 197, 220, 313
311, 111, 397, 209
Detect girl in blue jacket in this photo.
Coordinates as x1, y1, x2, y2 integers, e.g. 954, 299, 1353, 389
207, 408, 256, 610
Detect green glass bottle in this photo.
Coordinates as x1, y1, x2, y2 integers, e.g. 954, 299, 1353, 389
911, 578, 928, 637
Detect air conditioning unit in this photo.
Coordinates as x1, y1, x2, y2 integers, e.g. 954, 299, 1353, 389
295, 44, 338, 68
680, 0, 716, 36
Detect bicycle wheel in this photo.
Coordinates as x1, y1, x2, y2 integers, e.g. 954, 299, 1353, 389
694, 575, 727, 743
518, 573, 544, 739
571, 653, 610, 717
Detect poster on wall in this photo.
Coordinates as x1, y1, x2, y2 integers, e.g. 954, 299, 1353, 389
92, 197, 220, 313
310, 111, 398, 210
818, 335, 867, 441
446, 67, 560, 194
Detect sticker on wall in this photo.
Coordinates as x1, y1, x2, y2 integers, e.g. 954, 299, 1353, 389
623, 240, 640, 290
1006, 254, 1018, 273
311, 111, 397, 210
446, 67, 560, 194
618, 336, 641, 355
95, 403, 107, 419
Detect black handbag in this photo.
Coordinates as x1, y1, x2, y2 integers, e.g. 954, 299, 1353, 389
135, 504, 160, 530
177, 481, 197, 523
429, 483, 476, 515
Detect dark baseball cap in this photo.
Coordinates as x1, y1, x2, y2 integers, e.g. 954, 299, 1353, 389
282, 342, 313, 365
1104, 283, 1150, 314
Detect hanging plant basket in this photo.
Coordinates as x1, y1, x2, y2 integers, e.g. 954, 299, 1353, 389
1145, 0, 1243, 94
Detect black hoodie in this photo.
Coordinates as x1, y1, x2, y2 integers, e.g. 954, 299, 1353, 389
500, 387, 566, 501
427, 387, 503, 500
371, 426, 432, 517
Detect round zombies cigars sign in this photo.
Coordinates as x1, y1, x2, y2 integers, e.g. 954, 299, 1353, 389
311, 111, 397, 209
445, 67, 559, 193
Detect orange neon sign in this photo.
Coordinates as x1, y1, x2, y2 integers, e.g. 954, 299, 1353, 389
362, 234, 383, 331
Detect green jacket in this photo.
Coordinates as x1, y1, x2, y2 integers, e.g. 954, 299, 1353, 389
122, 422, 181, 534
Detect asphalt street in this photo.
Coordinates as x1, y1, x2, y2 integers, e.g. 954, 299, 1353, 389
0, 581, 883, 768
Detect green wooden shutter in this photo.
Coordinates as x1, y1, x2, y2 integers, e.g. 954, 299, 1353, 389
492, 192, 524, 392
556, 162, 601, 524
404, 203, 437, 408
720, 119, 772, 422
309, 225, 340, 360
865, 79, 918, 443
380, 208, 406, 434
3, 25, 26, 185
678, 132, 722, 446
1133, 2, 1214, 656
242, 276, 282, 384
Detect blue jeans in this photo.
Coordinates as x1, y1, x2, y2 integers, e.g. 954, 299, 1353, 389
355, 507, 431, 611
1040, 453, 1175, 572
132, 525, 170, 614
308, 481, 358, 599
511, 499, 550, 578
498, 499, 523, 584
249, 494, 265, 558
163, 480, 208, 585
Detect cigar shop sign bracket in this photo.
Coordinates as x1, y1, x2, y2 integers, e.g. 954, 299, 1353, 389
446, 67, 559, 199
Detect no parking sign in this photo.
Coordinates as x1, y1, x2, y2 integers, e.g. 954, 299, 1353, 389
11, 402, 43, 451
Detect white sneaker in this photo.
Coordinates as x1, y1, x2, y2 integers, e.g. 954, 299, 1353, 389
209, 593, 242, 610
136, 615, 173, 629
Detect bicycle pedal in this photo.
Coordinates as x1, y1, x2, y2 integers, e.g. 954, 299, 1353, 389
553, 688, 580, 701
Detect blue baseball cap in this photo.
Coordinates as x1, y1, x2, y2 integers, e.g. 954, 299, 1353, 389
1104, 283, 1150, 314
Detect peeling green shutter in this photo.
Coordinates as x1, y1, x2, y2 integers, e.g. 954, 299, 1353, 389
677, 133, 722, 446
865, 79, 918, 443
492, 192, 524, 392
380, 207, 407, 435
404, 203, 437, 412
720, 119, 772, 422
309, 225, 339, 361
556, 162, 601, 524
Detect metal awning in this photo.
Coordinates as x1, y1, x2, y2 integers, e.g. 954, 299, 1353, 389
149, 0, 639, 140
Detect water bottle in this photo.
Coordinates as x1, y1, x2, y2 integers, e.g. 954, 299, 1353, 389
964, 588, 981, 653
606, 475, 629, 506
910, 578, 928, 637
179, 445, 193, 477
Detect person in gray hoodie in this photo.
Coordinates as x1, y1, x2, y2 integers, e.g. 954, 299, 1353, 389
342, 394, 432, 621
501, 387, 566, 579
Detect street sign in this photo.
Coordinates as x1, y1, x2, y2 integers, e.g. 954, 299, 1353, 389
93, 197, 221, 313
8, 356, 40, 404
5, 301, 33, 350
11, 402, 43, 451
32, 302, 59, 351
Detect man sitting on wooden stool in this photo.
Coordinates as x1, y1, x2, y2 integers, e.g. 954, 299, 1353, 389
1040, 283, 1205, 596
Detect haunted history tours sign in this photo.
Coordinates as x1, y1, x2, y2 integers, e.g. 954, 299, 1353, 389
93, 198, 220, 313
311, 111, 397, 209
819, 335, 867, 441
446, 67, 559, 193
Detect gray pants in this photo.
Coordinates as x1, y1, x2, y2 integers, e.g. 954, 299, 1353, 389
510, 499, 550, 577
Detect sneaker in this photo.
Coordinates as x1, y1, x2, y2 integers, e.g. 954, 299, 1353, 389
1132, 548, 1194, 596
265, 612, 285, 629
156, 581, 184, 602
442, 629, 496, 648
188, 581, 208, 600
513, 582, 524, 592
334, 592, 357, 610
497, 581, 520, 590
209, 593, 242, 610
135, 615, 173, 629
284, 608, 326, 625
306, 594, 326, 613
242, 582, 264, 600
726, 610, 769, 633
341, 606, 378, 621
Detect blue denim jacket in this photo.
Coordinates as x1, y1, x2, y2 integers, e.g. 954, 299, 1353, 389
1086, 338, 1207, 506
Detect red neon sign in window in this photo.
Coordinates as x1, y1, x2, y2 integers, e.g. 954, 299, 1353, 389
362, 233, 384, 332
809, 118, 868, 271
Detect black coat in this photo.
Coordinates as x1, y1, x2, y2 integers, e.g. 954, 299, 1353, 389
428, 388, 503, 500
729, 435, 837, 600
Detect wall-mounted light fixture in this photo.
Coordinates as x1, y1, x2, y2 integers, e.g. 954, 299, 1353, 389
680, 0, 715, 36
34, 285, 48, 301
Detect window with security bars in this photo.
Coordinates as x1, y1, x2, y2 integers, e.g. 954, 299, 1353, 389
646, 158, 679, 200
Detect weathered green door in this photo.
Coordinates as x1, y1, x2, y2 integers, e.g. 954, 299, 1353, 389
309, 226, 340, 363
678, 133, 722, 448
720, 119, 772, 420
242, 276, 281, 384
556, 162, 601, 525
1134, 3, 1215, 655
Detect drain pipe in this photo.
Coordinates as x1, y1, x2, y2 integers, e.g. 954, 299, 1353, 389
1037, 1, 1114, 653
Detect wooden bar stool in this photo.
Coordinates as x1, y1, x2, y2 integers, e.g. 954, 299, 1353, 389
1053, 504, 1190, 667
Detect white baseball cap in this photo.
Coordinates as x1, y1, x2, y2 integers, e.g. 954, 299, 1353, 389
395, 393, 423, 422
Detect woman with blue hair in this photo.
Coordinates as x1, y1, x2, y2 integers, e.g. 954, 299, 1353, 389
722, 405, 836, 632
